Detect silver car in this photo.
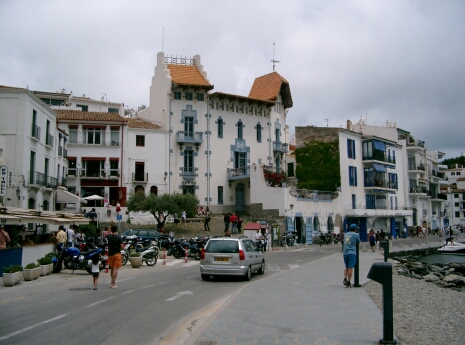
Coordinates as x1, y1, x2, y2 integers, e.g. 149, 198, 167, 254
200, 237, 265, 281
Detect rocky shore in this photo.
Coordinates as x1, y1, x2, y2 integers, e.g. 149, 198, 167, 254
364, 266, 465, 345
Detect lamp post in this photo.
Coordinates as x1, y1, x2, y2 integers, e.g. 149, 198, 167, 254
16, 187, 20, 200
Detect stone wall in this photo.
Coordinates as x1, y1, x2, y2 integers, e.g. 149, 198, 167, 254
249, 203, 280, 219
295, 126, 340, 148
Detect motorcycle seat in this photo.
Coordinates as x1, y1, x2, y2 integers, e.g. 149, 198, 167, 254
136, 246, 151, 252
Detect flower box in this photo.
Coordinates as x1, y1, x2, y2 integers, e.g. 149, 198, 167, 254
23, 267, 40, 281
129, 255, 142, 268
3, 271, 23, 286
40, 264, 53, 276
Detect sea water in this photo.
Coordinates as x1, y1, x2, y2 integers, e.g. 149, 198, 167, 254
420, 253, 465, 265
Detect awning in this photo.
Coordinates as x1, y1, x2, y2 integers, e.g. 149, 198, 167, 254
373, 163, 386, 173
0, 214, 23, 225
373, 140, 386, 151
57, 189, 88, 204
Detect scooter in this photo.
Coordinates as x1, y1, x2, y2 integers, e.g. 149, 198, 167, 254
281, 232, 295, 246
134, 241, 159, 266
53, 242, 105, 274
172, 237, 202, 260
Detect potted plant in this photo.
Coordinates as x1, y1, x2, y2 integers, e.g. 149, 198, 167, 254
128, 252, 142, 268
23, 263, 41, 281
38, 256, 53, 276
3, 265, 23, 286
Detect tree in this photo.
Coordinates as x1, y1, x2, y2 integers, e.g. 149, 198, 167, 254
126, 191, 199, 229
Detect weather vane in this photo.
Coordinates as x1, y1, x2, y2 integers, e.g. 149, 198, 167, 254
271, 42, 280, 72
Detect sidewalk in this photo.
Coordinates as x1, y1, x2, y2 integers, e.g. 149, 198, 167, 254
185, 236, 452, 345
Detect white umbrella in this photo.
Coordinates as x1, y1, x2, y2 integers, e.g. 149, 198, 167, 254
83, 194, 105, 200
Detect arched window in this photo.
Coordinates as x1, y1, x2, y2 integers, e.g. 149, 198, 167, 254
150, 186, 158, 195
28, 198, 36, 209
42, 200, 49, 211
135, 185, 145, 194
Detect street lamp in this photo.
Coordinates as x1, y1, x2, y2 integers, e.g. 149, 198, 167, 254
16, 187, 20, 200
164, 171, 168, 180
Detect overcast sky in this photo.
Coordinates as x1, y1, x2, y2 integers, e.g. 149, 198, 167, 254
1, 0, 464, 160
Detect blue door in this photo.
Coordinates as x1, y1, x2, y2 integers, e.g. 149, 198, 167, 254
390, 217, 396, 239
286, 216, 294, 233
305, 217, 313, 244
235, 183, 245, 212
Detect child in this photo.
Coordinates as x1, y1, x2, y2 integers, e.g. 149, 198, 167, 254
90, 255, 101, 290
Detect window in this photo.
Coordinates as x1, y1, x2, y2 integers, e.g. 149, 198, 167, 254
150, 186, 158, 195
68, 159, 77, 175
256, 123, 262, 142
77, 104, 88, 112
31, 109, 40, 139
454, 193, 459, 198
451, 172, 456, 176
218, 186, 223, 204
352, 194, 356, 209
275, 128, 280, 142
174, 92, 182, 100
349, 166, 357, 186
287, 162, 295, 177
455, 211, 460, 217
69, 127, 77, 143
185, 117, 194, 138
83, 128, 105, 145
184, 150, 194, 174
366, 195, 375, 209
110, 128, 119, 145
134, 162, 145, 181
458, 172, 462, 176
237, 121, 243, 139
185, 92, 193, 101
347, 139, 356, 159
29, 151, 36, 184
109, 159, 119, 176
183, 186, 195, 195
136, 135, 145, 147
217, 118, 223, 138
197, 93, 204, 101
235, 152, 246, 169
455, 202, 459, 207
388, 173, 398, 189
362, 141, 373, 160
108, 108, 119, 113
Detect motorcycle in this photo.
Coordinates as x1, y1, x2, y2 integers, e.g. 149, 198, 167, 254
134, 241, 159, 266
121, 235, 158, 266
281, 232, 295, 246
53, 241, 105, 274
255, 238, 267, 253
172, 237, 202, 260
319, 231, 332, 246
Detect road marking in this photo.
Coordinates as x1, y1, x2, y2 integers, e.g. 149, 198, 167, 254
288, 264, 299, 269
140, 284, 156, 289
0, 313, 68, 342
166, 291, 193, 301
165, 260, 183, 266
186, 274, 198, 279
268, 264, 281, 271
122, 289, 138, 295
86, 296, 116, 308
183, 261, 199, 267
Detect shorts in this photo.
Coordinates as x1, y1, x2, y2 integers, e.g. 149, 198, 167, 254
108, 253, 122, 268
92, 272, 100, 278
370, 241, 375, 246
343, 254, 357, 269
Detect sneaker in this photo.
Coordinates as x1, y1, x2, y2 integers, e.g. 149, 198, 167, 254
343, 278, 347, 284
346, 282, 352, 288
343, 280, 350, 287
93, 287, 97, 290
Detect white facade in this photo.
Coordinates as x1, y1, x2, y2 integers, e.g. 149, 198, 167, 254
0, 88, 59, 221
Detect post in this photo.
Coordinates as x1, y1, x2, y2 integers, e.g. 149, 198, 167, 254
353, 242, 361, 287
367, 262, 397, 344
380, 239, 389, 263
185, 247, 188, 263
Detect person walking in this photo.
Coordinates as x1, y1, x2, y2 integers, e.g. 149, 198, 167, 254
403, 225, 407, 239
0, 225, 11, 249
55, 225, 67, 245
66, 226, 75, 247
343, 224, 361, 288
230, 213, 238, 234
107, 225, 124, 289
204, 207, 211, 231
106, 202, 112, 217
90, 254, 102, 290
224, 213, 230, 233
181, 210, 186, 226
368, 229, 376, 252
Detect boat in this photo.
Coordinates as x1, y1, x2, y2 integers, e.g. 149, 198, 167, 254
437, 242, 465, 254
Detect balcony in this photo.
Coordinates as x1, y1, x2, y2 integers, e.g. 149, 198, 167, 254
47, 177, 58, 189
132, 172, 148, 183
67, 140, 120, 146
409, 186, 428, 194
363, 150, 396, 165
227, 166, 250, 181
109, 169, 120, 179
273, 141, 288, 154
45, 133, 54, 147
28, 171, 46, 186
343, 204, 413, 217
31, 124, 41, 140
67, 168, 77, 177
63, 148, 67, 158
364, 178, 397, 192
80, 170, 107, 179
58, 145, 63, 156
176, 131, 203, 150
406, 139, 425, 150
61, 177, 67, 187
180, 171, 196, 186
407, 162, 425, 172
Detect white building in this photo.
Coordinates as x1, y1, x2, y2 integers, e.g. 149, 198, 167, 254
441, 165, 465, 226
138, 52, 292, 214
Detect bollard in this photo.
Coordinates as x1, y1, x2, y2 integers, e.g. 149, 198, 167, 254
379, 239, 389, 262
367, 262, 397, 344
105, 245, 109, 273
353, 242, 361, 287
185, 247, 188, 263
163, 248, 166, 265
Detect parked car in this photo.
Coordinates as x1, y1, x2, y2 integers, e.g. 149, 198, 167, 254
200, 237, 265, 281
122, 229, 164, 244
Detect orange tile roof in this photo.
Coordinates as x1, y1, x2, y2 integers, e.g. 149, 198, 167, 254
248, 72, 293, 108
0, 85, 25, 90
127, 118, 161, 130
55, 109, 127, 122
167, 64, 214, 90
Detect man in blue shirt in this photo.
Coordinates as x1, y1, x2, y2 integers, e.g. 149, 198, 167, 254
343, 224, 361, 288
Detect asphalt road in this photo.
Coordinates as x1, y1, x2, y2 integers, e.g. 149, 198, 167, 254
0, 245, 341, 345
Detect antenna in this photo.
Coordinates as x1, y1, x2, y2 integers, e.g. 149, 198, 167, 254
271, 42, 280, 72
101, 93, 107, 101
325, 118, 328, 127
162, 27, 164, 52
